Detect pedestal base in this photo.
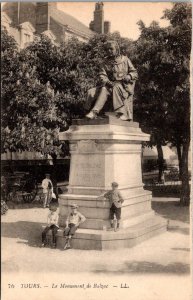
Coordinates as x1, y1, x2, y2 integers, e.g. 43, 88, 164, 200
53, 216, 167, 250
58, 114, 167, 250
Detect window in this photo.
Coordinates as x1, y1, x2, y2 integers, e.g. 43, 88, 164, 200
24, 33, 31, 43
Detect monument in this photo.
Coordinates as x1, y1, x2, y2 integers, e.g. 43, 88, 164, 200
57, 40, 167, 250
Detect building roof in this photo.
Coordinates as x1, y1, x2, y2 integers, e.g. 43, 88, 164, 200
2, 2, 94, 39
50, 6, 94, 38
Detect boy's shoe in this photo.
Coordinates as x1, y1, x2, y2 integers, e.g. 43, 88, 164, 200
41, 243, 46, 248
64, 242, 69, 250
64, 245, 71, 250
108, 227, 114, 231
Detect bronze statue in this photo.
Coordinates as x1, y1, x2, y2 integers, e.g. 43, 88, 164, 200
86, 40, 138, 121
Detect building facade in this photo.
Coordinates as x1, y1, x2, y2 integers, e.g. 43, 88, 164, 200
2, 2, 111, 49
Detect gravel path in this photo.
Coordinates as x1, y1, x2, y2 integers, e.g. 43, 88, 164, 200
1, 197, 191, 300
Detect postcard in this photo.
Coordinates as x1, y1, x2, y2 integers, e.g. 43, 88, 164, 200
1, 1, 192, 300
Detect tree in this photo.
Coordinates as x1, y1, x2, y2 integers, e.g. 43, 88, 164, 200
162, 3, 191, 205
133, 21, 170, 182
1, 31, 66, 158
133, 3, 191, 204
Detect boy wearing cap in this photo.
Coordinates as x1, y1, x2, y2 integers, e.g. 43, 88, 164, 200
42, 174, 53, 208
63, 204, 86, 250
42, 205, 59, 248
102, 182, 124, 231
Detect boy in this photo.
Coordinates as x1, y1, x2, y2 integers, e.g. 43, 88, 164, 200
42, 205, 59, 248
101, 182, 124, 231
41, 174, 53, 208
63, 204, 86, 250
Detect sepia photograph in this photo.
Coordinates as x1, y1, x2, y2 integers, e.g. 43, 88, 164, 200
1, 1, 192, 300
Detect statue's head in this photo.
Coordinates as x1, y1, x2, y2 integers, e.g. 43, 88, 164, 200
105, 40, 120, 58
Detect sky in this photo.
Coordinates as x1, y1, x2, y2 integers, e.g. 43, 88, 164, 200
57, 2, 173, 40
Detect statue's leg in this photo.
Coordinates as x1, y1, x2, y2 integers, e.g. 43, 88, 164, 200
92, 87, 110, 113
123, 96, 133, 121
113, 85, 132, 121
86, 87, 110, 119
85, 87, 98, 111
112, 84, 127, 115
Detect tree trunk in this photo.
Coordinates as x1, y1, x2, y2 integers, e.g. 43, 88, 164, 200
156, 144, 164, 182
180, 140, 190, 206
50, 153, 58, 200
176, 143, 182, 179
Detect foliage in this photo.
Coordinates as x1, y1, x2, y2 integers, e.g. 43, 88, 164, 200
1, 3, 191, 204
1, 30, 133, 157
1, 31, 65, 156
133, 3, 191, 204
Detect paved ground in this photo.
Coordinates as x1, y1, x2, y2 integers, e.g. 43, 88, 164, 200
1, 197, 192, 300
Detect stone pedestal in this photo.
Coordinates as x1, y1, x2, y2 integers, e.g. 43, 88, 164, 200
58, 113, 167, 250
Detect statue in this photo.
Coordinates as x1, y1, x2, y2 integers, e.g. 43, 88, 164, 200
86, 40, 138, 121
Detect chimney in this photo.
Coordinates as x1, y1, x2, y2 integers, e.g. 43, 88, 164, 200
93, 2, 104, 34
104, 21, 111, 34
36, 2, 56, 34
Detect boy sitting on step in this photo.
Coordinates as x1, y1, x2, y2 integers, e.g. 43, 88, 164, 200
63, 203, 86, 250
42, 205, 59, 248
99, 182, 124, 231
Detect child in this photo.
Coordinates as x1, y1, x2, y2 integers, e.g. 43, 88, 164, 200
101, 182, 124, 231
63, 204, 86, 250
42, 205, 59, 248
41, 174, 53, 208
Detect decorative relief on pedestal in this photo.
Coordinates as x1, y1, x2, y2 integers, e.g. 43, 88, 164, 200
78, 140, 98, 153
69, 142, 78, 152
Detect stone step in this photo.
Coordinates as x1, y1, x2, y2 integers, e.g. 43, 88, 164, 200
59, 199, 151, 221
55, 216, 167, 250
62, 186, 150, 196
59, 210, 154, 230
59, 191, 152, 208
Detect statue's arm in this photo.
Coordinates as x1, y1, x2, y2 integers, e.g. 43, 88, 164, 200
124, 58, 138, 83
99, 67, 113, 87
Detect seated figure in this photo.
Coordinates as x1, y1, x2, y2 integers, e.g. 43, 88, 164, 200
86, 40, 138, 121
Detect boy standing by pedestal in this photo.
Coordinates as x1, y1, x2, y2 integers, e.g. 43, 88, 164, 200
101, 182, 124, 231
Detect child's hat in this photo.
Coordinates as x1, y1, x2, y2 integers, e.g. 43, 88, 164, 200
112, 182, 118, 187
70, 203, 78, 208
49, 205, 57, 211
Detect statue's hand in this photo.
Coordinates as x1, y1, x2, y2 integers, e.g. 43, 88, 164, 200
97, 195, 106, 201
123, 75, 132, 83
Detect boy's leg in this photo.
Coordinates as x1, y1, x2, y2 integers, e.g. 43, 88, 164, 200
63, 226, 71, 249
46, 191, 51, 207
42, 226, 50, 246
110, 219, 114, 229
50, 225, 58, 247
109, 205, 115, 230
63, 226, 70, 237
47, 190, 52, 206
115, 208, 121, 231
64, 224, 77, 249
43, 193, 47, 208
